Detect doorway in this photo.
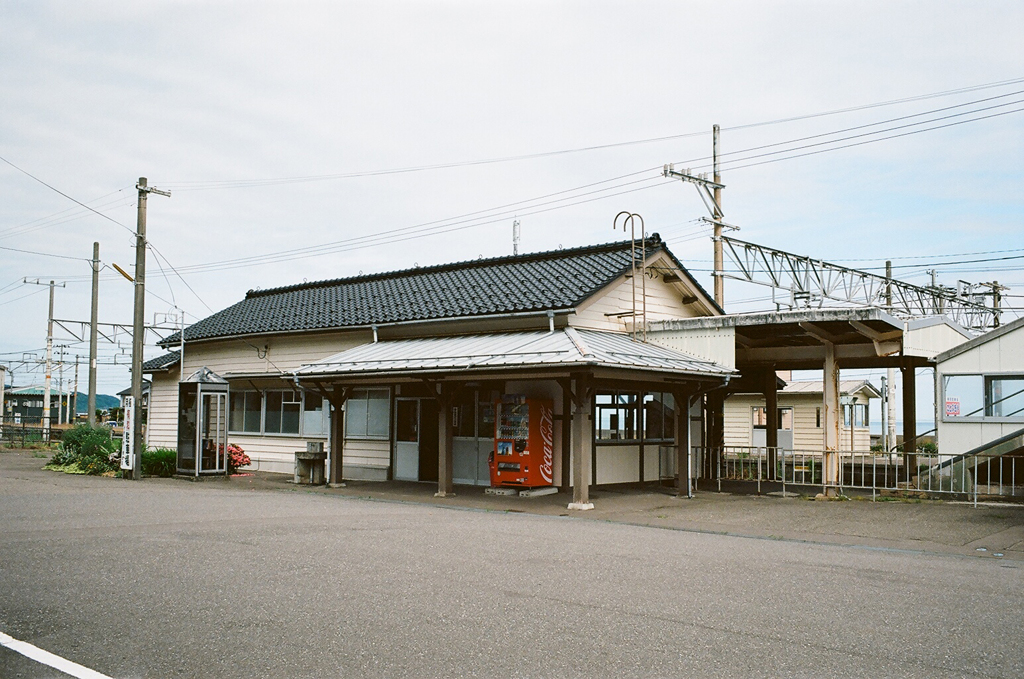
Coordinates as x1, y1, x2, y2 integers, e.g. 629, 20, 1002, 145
393, 398, 438, 482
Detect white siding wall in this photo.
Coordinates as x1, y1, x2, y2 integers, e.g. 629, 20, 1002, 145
150, 329, 374, 474
571, 260, 706, 332
146, 369, 180, 450
723, 394, 871, 451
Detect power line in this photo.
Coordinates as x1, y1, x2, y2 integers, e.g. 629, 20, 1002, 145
715, 106, 1024, 173
160, 76, 1024, 191
0, 244, 90, 261
0, 155, 136, 235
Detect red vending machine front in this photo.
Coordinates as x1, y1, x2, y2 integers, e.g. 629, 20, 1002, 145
490, 395, 554, 488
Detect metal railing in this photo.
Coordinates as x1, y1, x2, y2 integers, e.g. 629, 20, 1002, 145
694, 445, 1024, 504
0, 421, 67, 447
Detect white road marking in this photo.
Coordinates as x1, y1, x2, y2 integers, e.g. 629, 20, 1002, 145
0, 631, 113, 679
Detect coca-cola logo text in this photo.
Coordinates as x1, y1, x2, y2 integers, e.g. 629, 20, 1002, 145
539, 403, 554, 484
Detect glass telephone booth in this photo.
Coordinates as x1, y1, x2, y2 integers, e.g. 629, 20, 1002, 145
177, 367, 229, 476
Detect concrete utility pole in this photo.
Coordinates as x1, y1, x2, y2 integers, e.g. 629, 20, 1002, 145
57, 345, 65, 425
885, 260, 897, 452
712, 124, 723, 308
72, 355, 79, 423
127, 177, 170, 480
88, 242, 99, 427
22, 279, 63, 439
0, 365, 6, 424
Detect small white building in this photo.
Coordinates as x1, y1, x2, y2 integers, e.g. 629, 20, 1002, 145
936, 315, 1024, 454
724, 380, 880, 452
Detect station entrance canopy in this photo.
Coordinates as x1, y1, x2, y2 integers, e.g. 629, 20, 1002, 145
294, 327, 735, 508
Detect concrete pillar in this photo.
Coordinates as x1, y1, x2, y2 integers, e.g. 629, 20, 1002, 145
568, 376, 593, 510
674, 391, 691, 497
823, 341, 840, 495
902, 363, 917, 484
436, 390, 454, 497
764, 369, 778, 479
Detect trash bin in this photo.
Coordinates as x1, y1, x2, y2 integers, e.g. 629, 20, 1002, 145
294, 451, 327, 485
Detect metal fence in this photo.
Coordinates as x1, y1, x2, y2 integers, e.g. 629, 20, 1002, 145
694, 445, 1024, 504
0, 421, 67, 447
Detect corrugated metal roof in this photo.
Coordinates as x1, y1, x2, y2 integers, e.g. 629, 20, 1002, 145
296, 328, 734, 379
160, 236, 717, 346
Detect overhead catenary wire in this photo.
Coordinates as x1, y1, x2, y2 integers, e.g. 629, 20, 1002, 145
160, 76, 1024, 191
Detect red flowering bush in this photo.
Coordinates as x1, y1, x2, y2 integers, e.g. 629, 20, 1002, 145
225, 443, 251, 473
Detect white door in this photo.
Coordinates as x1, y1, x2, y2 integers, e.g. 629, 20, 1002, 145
394, 399, 419, 481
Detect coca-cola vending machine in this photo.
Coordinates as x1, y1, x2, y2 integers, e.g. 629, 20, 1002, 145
490, 395, 554, 488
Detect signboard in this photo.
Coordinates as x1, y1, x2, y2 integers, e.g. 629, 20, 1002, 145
945, 398, 960, 417
120, 395, 135, 471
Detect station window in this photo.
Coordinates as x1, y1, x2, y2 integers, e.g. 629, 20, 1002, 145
229, 391, 262, 433
987, 376, 1024, 418
345, 388, 390, 439
596, 392, 638, 442
642, 392, 675, 441
265, 390, 301, 434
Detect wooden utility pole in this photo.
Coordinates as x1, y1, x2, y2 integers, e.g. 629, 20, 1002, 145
127, 177, 170, 480
88, 242, 99, 427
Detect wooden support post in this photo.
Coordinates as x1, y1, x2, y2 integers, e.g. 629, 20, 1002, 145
674, 390, 692, 498
561, 383, 572, 489
706, 391, 725, 482
568, 375, 594, 510
902, 363, 918, 485
823, 342, 840, 495
325, 385, 349, 487
435, 384, 455, 497
764, 368, 779, 480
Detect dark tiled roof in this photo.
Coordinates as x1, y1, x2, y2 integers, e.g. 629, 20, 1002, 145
160, 236, 715, 346
141, 351, 180, 372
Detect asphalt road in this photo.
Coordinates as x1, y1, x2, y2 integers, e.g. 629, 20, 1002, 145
1, 452, 1022, 678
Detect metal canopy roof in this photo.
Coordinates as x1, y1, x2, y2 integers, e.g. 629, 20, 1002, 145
649, 307, 955, 370
295, 328, 734, 383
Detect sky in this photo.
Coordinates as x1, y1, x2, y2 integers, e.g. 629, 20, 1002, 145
1, 1, 1022, 425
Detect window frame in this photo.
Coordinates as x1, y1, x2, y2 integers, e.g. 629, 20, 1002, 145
942, 372, 1024, 423
345, 388, 391, 440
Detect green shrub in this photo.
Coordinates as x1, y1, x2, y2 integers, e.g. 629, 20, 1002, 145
142, 448, 176, 477
50, 425, 119, 475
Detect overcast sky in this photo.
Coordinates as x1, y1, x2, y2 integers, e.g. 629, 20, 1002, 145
1, 1, 1022, 422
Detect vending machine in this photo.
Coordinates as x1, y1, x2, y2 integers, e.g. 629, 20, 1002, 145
490, 395, 554, 488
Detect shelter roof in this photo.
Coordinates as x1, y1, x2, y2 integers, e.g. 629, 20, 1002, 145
650, 307, 934, 370
295, 328, 734, 382
159, 236, 718, 346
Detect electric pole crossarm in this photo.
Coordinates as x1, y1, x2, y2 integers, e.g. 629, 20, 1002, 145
663, 166, 724, 217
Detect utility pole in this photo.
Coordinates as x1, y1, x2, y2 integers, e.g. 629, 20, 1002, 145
57, 345, 65, 425
885, 260, 896, 452
23, 279, 64, 439
72, 355, 79, 424
662, 125, 729, 308
712, 124, 723, 308
88, 242, 99, 427
127, 177, 170, 480
512, 219, 520, 256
